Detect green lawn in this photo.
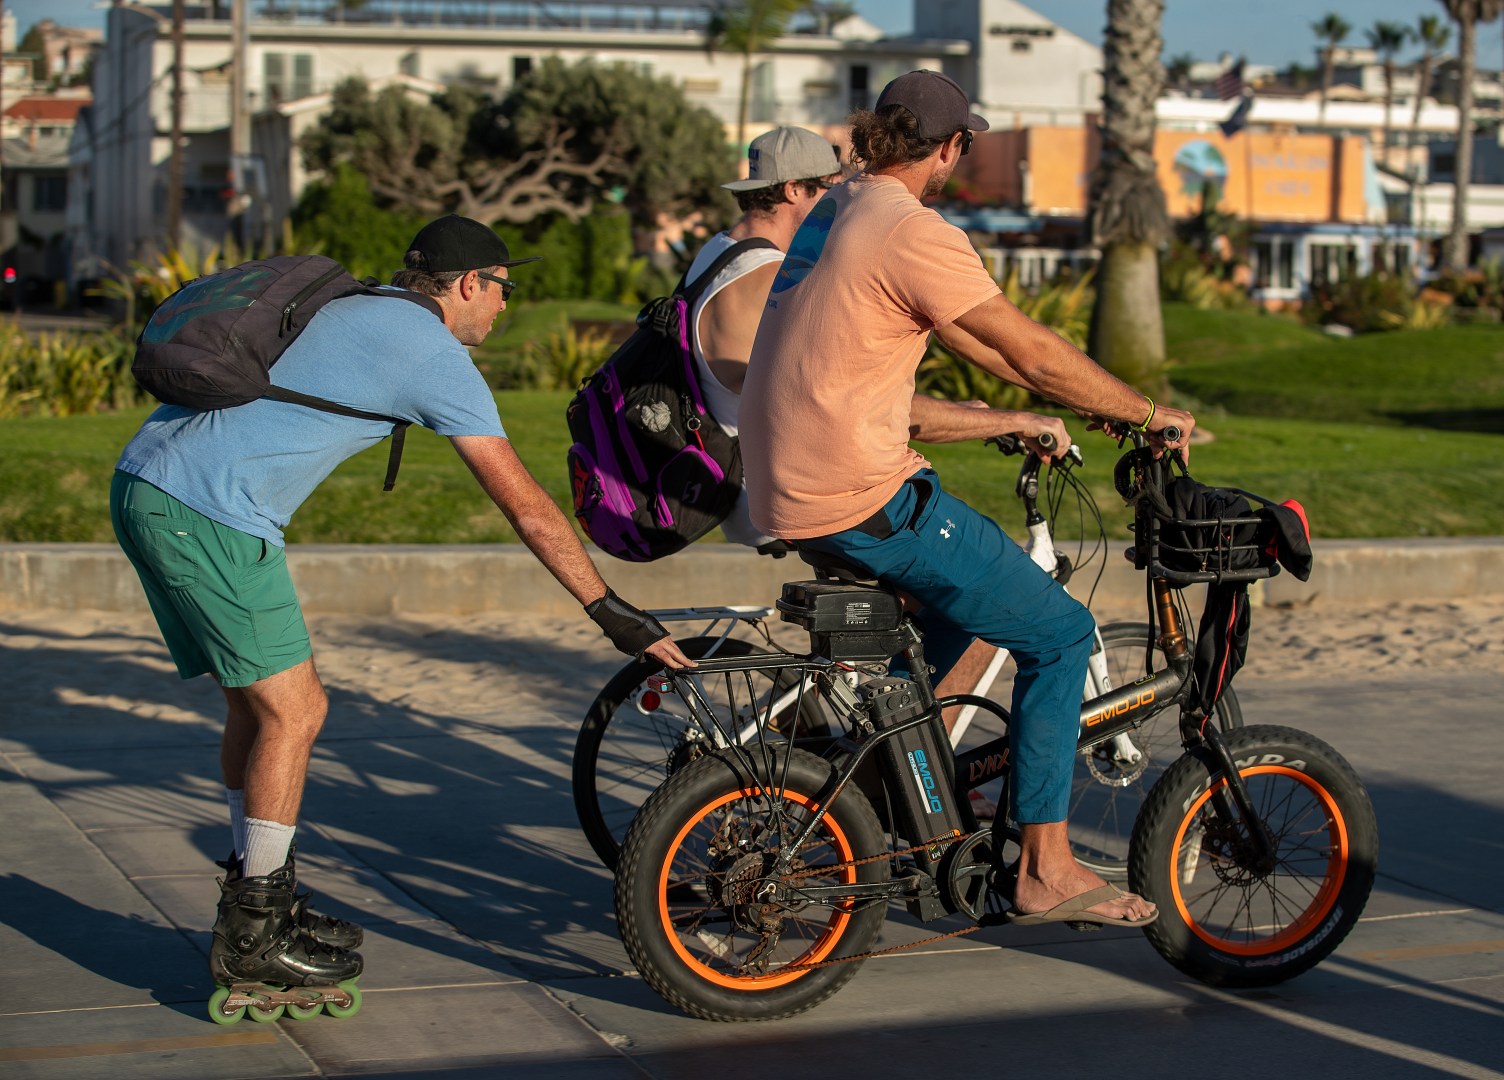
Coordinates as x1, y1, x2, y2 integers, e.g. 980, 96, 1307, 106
1165, 304, 1504, 433
4, 303, 1501, 544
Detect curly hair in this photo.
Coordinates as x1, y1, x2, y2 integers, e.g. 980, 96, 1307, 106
734, 177, 829, 216
848, 106, 949, 172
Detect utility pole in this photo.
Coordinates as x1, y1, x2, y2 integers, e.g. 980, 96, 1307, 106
167, 0, 184, 251
229, 0, 249, 251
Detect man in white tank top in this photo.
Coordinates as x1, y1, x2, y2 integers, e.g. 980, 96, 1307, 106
682, 126, 842, 546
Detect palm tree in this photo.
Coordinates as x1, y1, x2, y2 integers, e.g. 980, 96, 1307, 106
1085, 0, 1170, 397
704, 0, 809, 151
1366, 21, 1413, 163
1312, 12, 1353, 124
1438, 0, 1504, 271
1409, 13, 1452, 157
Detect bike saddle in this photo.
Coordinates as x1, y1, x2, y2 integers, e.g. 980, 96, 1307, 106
791, 545, 878, 585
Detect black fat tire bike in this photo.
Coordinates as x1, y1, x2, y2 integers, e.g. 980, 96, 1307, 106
575, 437, 1241, 877
612, 435, 1378, 1021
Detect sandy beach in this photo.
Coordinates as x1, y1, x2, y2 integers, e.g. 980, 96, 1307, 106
4, 596, 1501, 724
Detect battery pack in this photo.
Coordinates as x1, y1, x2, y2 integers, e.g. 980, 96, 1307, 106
861, 678, 964, 871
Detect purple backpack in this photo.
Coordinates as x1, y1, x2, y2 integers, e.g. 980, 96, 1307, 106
566, 238, 776, 562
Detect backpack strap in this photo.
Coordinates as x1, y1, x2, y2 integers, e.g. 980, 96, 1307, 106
676, 236, 780, 305
262, 289, 443, 493
639, 237, 779, 339
264, 386, 411, 492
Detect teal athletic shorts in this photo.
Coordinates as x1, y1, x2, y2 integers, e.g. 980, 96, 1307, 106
109, 471, 312, 687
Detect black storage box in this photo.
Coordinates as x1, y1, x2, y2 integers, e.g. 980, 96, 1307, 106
777, 581, 908, 661
776, 581, 903, 632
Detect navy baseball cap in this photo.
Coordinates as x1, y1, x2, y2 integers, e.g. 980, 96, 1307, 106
875, 70, 989, 139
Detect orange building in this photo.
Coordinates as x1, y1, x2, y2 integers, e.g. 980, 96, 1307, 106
958, 126, 1374, 224
948, 124, 1407, 300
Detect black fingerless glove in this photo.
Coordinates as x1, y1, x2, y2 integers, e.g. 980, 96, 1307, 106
585, 588, 669, 660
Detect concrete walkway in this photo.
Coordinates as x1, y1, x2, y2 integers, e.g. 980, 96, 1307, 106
2, 602, 1502, 1079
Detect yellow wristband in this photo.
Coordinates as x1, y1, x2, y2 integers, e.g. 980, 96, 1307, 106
1130, 398, 1155, 432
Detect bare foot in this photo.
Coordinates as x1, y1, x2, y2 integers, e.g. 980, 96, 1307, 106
1012, 862, 1156, 922
1011, 820, 1156, 922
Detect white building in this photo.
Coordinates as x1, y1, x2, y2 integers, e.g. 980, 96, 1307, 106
915, 0, 1102, 127
75, 0, 983, 276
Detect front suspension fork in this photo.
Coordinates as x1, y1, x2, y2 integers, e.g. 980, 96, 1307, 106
1156, 578, 1277, 869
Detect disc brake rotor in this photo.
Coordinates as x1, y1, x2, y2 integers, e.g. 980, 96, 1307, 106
1085, 741, 1148, 787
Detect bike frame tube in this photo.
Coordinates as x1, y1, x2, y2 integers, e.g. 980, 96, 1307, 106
953, 652, 1194, 792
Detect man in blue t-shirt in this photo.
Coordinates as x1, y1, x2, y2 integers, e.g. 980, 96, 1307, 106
111, 216, 693, 1002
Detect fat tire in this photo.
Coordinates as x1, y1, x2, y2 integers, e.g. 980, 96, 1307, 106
573, 637, 823, 869
1130, 724, 1377, 987
1070, 621, 1244, 878
615, 746, 888, 1021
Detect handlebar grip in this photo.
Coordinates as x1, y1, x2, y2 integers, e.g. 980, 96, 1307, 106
1160, 425, 1182, 444
1036, 431, 1056, 451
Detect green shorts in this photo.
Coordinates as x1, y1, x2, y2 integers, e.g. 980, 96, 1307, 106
109, 471, 312, 687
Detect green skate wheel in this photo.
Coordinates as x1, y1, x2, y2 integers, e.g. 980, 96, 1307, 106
323, 980, 362, 1019
207, 986, 245, 1025
285, 1000, 324, 1021
247, 1001, 285, 1023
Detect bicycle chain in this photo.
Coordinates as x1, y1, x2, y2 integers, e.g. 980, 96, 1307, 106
770, 829, 995, 972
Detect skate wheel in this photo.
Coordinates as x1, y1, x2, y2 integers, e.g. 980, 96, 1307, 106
323, 980, 362, 1019
285, 1000, 324, 1021
247, 1002, 286, 1023
207, 986, 245, 1026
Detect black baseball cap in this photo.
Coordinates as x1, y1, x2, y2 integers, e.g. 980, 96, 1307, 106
875, 70, 989, 140
405, 215, 542, 273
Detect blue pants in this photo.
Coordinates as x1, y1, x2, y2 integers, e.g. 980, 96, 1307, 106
799, 469, 1095, 823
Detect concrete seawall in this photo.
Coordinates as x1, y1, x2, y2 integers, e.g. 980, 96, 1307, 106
2, 538, 1501, 616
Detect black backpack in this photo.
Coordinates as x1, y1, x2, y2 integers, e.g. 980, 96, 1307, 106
132, 255, 443, 490
565, 237, 777, 562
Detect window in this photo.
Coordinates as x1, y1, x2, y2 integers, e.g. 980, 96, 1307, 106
399, 51, 420, 77
1253, 237, 1296, 291
263, 52, 314, 102
513, 56, 532, 82
1309, 242, 1357, 288
32, 175, 67, 212
849, 64, 870, 111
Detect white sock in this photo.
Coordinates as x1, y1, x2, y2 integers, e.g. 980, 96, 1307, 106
224, 788, 247, 861
242, 817, 297, 877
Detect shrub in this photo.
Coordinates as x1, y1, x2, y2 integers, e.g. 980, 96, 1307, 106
1161, 244, 1250, 312
491, 206, 644, 303
291, 163, 426, 282
1307, 272, 1452, 333
0, 321, 138, 418
915, 268, 1093, 406
528, 324, 616, 390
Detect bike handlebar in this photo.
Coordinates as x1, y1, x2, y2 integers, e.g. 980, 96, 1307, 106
983, 430, 1054, 455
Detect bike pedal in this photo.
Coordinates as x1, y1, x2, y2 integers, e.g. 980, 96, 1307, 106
1065, 919, 1105, 933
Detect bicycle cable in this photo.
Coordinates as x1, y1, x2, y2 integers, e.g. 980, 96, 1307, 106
1045, 460, 1109, 611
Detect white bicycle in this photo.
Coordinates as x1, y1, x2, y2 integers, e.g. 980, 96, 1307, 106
570, 434, 1242, 875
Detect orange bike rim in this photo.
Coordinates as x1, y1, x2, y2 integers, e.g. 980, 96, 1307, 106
658, 788, 856, 990
1172, 764, 1349, 955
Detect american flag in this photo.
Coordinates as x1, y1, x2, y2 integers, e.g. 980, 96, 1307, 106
1215, 57, 1245, 101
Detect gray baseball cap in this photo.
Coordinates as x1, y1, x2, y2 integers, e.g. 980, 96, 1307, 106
723, 126, 842, 192
875, 70, 989, 139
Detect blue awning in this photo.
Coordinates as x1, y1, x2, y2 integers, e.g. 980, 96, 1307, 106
940, 209, 1044, 233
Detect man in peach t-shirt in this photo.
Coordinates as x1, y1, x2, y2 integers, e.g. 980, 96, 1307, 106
740, 70, 1193, 929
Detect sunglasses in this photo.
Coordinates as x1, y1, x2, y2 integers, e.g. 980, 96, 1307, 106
959, 128, 973, 156
476, 270, 516, 300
